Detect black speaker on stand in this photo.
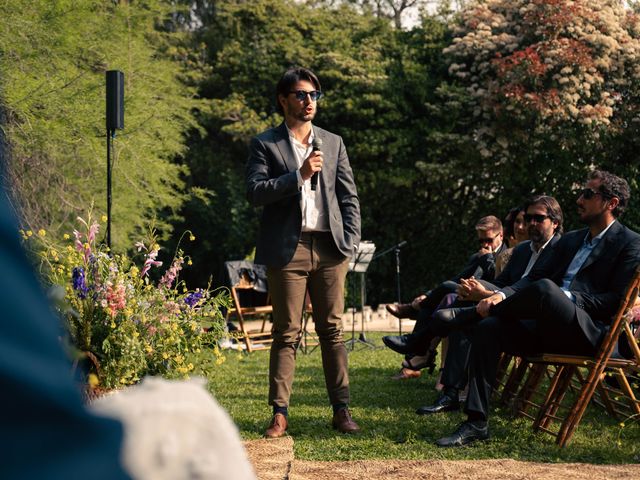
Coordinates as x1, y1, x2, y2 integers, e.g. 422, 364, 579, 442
106, 70, 124, 250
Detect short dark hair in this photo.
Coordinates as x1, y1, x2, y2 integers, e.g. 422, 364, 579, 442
524, 195, 564, 235
589, 170, 630, 217
475, 215, 502, 233
275, 67, 321, 114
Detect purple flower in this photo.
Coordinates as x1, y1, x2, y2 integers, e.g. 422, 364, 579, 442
72, 267, 89, 299
184, 290, 204, 308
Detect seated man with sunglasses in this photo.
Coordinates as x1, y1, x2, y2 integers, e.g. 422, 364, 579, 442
410, 195, 562, 415
383, 216, 506, 374
428, 170, 640, 447
247, 67, 361, 438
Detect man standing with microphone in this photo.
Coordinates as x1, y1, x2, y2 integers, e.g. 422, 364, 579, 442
246, 67, 361, 438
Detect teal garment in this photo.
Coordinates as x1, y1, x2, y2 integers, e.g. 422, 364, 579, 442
0, 193, 130, 480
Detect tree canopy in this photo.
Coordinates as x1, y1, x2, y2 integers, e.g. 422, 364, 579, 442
2, 0, 639, 303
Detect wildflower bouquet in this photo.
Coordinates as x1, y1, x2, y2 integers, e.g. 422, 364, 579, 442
22, 213, 228, 389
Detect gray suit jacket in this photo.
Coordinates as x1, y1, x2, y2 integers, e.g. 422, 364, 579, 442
246, 123, 361, 268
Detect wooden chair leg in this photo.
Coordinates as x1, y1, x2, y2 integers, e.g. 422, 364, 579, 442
539, 365, 575, 431
515, 363, 546, 418
532, 365, 567, 431
500, 358, 528, 406
615, 368, 640, 417
557, 365, 604, 447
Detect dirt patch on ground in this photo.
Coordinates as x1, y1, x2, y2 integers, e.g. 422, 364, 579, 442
245, 438, 640, 480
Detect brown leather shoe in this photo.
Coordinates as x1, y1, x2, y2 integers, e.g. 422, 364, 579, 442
332, 408, 361, 434
386, 303, 418, 320
265, 413, 288, 438
391, 367, 422, 380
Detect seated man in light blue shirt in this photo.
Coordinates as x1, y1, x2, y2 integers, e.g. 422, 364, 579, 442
431, 170, 640, 447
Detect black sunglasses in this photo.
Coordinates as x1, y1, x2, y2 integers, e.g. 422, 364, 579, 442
579, 187, 612, 200
289, 90, 323, 102
524, 213, 550, 223
478, 233, 500, 245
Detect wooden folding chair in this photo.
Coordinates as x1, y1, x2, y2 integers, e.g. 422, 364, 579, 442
517, 265, 640, 447
225, 261, 273, 353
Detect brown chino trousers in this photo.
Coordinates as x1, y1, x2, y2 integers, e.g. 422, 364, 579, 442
267, 231, 350, 408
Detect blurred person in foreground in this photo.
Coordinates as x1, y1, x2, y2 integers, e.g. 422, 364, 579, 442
0, 190, 129, 480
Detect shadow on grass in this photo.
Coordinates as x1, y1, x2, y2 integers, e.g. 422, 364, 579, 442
200, 335, 640, 463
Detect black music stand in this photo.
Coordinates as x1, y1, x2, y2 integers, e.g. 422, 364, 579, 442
372, 240, 407, 334
345, 241, 376, 351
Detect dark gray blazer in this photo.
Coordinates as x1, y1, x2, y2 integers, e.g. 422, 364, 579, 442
502, 221, 640, 345
246, 123, 361, 268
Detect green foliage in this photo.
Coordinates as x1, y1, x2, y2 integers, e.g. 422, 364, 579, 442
22, 212, 228, 389
169, 0, 483, 300
200, 333, 640, 462
0, 0, 203, 247
5, 0, 640, 304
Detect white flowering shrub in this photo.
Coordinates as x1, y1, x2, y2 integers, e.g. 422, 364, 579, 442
444, 0, 640, 159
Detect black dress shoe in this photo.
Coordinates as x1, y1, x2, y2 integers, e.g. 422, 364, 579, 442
382, 334, 413, 354
416, 393, 460, 415
435, 421, 489, 447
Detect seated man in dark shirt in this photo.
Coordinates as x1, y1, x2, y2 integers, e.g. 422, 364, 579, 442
383, 215, 506, 369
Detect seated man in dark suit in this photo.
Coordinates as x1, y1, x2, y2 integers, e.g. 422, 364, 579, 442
383, 215, 506, 369
414, 195, 563, 414
430, 170, 640, 447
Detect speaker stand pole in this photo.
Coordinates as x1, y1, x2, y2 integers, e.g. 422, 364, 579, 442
106, 128, 113, 251
395, 245, 402, 335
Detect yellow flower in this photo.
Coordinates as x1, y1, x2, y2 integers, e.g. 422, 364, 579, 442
110, 322, 116, 329
620, 422, 626, 427
66, 245, 74, 252
187, 363, 194, 371
88, 373, 100, 388
152, 243, 160, 251
63, 233, 70, 240
187, 259, 193, 266
133, 331, 140, 338
162, 353, 169, 359
38, 229, 46, 237
189, 234, 196, 241
101, 215, 108, 223
175, 354, 184, 364
26, 230, 33, 237
145, 346, 153, 353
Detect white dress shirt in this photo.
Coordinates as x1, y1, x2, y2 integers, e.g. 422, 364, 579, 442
287, 125, 329, 232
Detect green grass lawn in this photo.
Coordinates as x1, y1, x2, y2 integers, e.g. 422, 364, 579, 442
196, 333, 640, 463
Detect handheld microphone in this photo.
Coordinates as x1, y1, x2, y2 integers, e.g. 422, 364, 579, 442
310, 137, 322, 191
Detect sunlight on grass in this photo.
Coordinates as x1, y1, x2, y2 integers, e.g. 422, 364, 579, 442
197, 333, 640, 463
